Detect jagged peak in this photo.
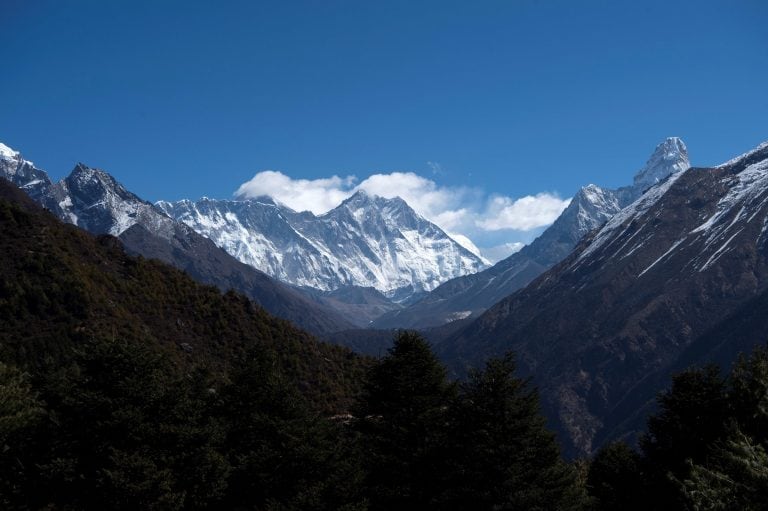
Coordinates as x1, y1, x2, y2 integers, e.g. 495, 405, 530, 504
576, 183, 605, 197
336, 192, 421, 225
342, 189, 373, 204
68, 163, 114, 187
571, 184, 615, 207
380, 194, 408, 207
66, 163, 154, 208
647, 136, 688, 166
0, 141, 37, 167
71, 162, 100, 175
342, 189, 410, 209
0, 142, 20, 160
632, 137, 690, 190
660, 136, 686, 150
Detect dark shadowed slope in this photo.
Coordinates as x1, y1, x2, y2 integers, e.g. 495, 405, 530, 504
441, 141, 768, 457
0, 177, 366, 412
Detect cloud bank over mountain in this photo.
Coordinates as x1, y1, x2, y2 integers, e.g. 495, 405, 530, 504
235, 170, 570, 261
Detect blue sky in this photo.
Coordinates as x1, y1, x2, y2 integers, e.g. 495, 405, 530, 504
1, 0, 766, 259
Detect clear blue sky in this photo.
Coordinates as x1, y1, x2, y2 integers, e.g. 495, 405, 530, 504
1, 0, 766, 255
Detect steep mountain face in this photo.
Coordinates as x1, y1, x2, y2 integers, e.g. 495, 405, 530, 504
0, 144, 353, 334
0, 142, 54, 203
0, 147, 194, 240
374, 137, 690, 329
441, 140, 768, 457
44, 163, 178, 236
629, 136, 691, 192
157, 190, 488, 298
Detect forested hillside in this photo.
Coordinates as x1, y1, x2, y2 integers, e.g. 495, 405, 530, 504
0, 178, 582, 509
3, 175, 768, 510
0, 178, 365, 412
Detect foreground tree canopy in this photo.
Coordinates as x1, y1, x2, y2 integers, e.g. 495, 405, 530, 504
587, 345, 768, 510
3, 188, 768, 510
0, 330, 584, 510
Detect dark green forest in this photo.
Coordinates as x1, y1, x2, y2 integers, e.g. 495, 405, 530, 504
588, 348, 768, 510
1, 184, 768, 509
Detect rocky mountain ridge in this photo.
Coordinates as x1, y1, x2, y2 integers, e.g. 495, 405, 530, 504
373, 137, 690, 329
157, 190, 488, 300
440, 139, 768, 457
0, 145, 354, 334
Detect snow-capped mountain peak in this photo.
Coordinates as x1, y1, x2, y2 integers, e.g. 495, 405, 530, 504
341, 188, 373, 204
553, 137, 689, 249
0, 143, 50, 200
0, 149, 176, 238
158, 191, 488, 296
564, 138, 688, 229
570, 184, 621, 232
632, 136, 689, 191
441, 139, 768, 458
0, 143, 359, 334
0, 142, 20, 160
53, 163, 174, 236
372, 136, 692, 329
334, 190, 425, 231
68, 163, 134, 196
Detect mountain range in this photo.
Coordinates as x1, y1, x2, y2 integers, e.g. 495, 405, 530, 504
6, 134, 768, 461
157, 190, 488, 300
0, 140, 490, 327
439, 139, 768, 456
373, 137, 690, 329
0, 144, 355, 334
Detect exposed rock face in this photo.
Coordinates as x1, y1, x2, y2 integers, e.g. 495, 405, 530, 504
374, 137, 690, 329
0, 142, 54, 204
441, 141, 768, 457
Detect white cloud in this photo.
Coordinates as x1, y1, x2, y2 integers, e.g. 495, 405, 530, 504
234, 170, 355, 214
478, 194, 571, 231
357, 172, 480, 229
234, 169, 571, 260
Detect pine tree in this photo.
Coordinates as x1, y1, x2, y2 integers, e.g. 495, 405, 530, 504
681, 427, 768, 510
442, 353, 584, 511
219, 347, 367, 510
678, 347, 768, 510
586, 441, 644, 511
30, 337, 229, 510
355, 331, 455, 510
729, 346, 768, 444
640, 365, 730, 507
